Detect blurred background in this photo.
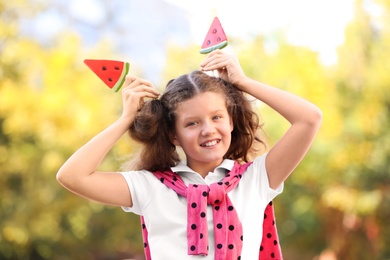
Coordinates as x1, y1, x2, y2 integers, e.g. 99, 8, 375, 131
1, 0, 389, 259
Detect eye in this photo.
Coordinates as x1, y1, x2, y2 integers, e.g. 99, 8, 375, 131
212, 115, 222, 120
186, 121, 197, 127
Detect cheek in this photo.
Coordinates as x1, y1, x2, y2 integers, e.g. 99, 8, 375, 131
171, 127, 193, 146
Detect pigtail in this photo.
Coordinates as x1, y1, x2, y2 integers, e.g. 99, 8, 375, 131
128, 99, 180, 171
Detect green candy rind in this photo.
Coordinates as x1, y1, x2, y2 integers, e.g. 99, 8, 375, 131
199, 41, 228, 54
112, 62, 130, 92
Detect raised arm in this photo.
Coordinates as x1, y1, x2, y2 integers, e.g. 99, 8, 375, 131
56, 76, 160, 206
200, 50, 322, 189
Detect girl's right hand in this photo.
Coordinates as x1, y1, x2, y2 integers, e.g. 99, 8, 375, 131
57, 75, 159, 208
120, 75, 160, 122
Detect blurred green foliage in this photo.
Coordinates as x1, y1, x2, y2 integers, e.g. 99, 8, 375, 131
1, 0, 390, 259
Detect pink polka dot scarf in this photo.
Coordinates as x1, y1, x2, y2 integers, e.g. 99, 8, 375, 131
140, 161, 283, 259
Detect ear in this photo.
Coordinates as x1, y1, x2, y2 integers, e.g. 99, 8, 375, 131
229, 117, 234, 132
169, 132, 181, 146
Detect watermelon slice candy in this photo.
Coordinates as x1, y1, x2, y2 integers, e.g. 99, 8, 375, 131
200, 17, 228, 54
84, 59, 130, 92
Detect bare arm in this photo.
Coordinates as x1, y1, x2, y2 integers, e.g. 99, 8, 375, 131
56, 76, 160, 206
200, 50, 322, 189
234, 77, 322, 189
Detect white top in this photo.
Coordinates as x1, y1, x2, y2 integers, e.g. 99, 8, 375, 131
119, 153, 283, 260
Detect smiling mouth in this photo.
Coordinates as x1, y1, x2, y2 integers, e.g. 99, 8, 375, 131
200, 140, 220, 147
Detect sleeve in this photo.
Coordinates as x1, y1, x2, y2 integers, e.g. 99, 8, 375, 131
252, 153, 284, 203
118, 170, 156, 215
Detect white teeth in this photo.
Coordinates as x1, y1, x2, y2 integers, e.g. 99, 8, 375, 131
201, 140, 218, 147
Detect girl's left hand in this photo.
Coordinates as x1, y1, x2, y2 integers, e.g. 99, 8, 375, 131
200, 50, 247, 86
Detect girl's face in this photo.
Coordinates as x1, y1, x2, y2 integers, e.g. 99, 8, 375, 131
171, 91, 233, 176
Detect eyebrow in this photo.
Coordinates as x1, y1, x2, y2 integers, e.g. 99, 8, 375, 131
180, 109, 227, 120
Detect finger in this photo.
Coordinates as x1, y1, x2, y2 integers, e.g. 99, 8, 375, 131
122, 90, 160, 112
123, 75, 154, 88
200, 50, 220, 67
201, 57, 230, 72
122, 76, 156, 92
130, 78, 154, 88
123, 75, 137, 87
123, 91, 159, 102
122, 84, 160, 99
207, 49, 222, 57
132, 84, 160, 96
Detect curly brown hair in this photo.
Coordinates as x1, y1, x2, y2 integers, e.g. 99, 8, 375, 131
126, 70, 265, 171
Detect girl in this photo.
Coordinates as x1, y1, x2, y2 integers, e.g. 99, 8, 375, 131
57, 50, 322, 259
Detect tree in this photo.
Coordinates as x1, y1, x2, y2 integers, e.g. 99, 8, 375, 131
0, 1, 144, 259
320, 0, 390, 258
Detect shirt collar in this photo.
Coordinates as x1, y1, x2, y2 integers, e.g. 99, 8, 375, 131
171, 159, 235, 175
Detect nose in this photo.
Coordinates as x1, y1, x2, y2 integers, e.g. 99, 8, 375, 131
201, 121, 216, 136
